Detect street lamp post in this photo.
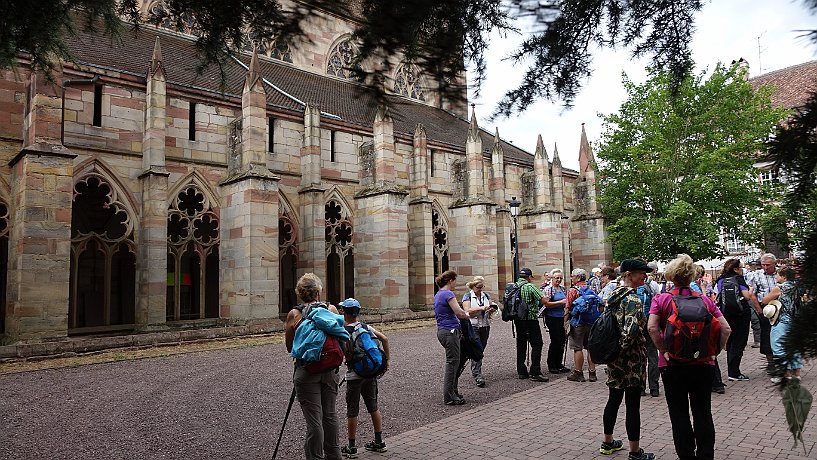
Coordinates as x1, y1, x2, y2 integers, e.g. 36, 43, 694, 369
509, 196, 521, 281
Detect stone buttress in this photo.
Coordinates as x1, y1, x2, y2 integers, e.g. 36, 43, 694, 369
407, 124, 434, 310
5, 62, 76, 342
448, 109, 498, 288
297, 104, 326, 284
137, 37, 170, 329
353, 106, 409, 312
571, 124, 611, 270
489, 129, 513, 290
516, 135, 567, 280
219, 48, 281, 321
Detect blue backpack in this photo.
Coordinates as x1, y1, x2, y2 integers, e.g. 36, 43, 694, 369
346, 323, 387, 379
570, 286, 602, 327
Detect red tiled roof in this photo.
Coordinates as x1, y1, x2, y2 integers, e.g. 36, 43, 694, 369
749, 60, 817, 109
64, 24, 540, 166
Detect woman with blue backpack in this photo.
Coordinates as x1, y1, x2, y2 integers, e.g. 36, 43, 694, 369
598, 259, 656, 460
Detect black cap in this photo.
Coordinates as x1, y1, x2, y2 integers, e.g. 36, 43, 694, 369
519, 268, 533, 278
620, 259, 653, 273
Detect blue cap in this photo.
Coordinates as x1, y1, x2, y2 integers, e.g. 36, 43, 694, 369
339, 298, 361, 315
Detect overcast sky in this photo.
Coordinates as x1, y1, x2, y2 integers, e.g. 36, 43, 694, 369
468, 0, 817, 171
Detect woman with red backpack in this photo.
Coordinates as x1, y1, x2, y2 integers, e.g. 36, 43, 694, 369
648, 254, 731, 460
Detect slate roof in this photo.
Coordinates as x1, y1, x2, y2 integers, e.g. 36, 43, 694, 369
749, 59, 817, 109
64, 24, 541, 166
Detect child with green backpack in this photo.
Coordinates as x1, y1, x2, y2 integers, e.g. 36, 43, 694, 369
339, 298, 391, 459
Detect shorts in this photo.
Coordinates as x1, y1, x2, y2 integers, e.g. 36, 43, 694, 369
345, 378, 378, 418
568, 324, 590, 351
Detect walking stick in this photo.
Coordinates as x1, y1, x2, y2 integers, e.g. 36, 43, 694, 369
272, 387, 297, 460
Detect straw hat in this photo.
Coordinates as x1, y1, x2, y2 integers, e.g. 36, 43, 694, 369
763, 300, 783, 326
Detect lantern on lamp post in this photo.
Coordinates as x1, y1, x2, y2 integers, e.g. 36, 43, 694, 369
509, 196, 521, 280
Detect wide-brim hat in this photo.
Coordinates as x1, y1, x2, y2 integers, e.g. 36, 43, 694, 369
763, 300, 783, 325
620, 259, 654, 273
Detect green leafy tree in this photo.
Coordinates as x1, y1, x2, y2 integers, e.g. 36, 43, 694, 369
596, 64, 789, 261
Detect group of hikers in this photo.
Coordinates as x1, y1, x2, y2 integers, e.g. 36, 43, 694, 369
282, 251, 804, 460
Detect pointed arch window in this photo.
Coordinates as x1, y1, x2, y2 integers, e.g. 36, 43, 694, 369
279, 205, 298, 318
145, 0, 199, 36
0, 200, 8, 334
325, 197, 354, 304
242, 31, 293, 63
326, 38, 359, 79
432, 206, 449, 293
167, 185, 220, 321
394, 63, 426, 101
69, 175, 136, 332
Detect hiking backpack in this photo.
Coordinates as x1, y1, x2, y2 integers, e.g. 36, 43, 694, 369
502, 283, 531, 322
716, 276, 744, 316
345, 323, 387, 379
300, 303, 347, 374
664, 291, 722, 364
570, 286, 602, 327
587, 305, 622, 365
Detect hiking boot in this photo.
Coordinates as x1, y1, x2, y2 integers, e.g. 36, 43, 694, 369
628, 448, 656, 460
728, 374, 749, 381
712, 386, 725, 394
475, 376, 486, 387
342, 445, 358, 459
588, 370, 598, 382
566, 370, 586, 382
599, 439, 624, 455
365, 440, 388, 453
445, 398, 465, 406
530, 374, 549, 382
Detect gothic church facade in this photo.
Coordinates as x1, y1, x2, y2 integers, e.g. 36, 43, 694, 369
0, 1, 610, 343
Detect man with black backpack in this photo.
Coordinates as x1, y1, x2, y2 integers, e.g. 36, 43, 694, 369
338, 298, 390, 459
509, 268, 549, 382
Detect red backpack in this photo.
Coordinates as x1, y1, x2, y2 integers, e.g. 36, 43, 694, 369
664, 290, 722, 364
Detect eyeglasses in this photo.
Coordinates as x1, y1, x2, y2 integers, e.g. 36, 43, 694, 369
553, 277, 563, 280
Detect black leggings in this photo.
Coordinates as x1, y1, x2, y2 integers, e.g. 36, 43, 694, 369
603, 386, 642, 441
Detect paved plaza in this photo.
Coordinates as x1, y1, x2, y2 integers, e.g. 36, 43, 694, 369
1, 320, 814, 459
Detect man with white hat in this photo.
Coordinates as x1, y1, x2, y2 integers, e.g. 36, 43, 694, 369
589, 267, 603, 294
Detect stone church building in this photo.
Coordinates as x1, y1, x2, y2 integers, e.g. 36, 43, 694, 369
0, 1, 610, 344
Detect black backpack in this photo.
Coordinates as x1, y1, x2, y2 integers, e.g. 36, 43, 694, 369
502, 283, 530, 322
587, 305, 622, 365
717, 276, 744, 316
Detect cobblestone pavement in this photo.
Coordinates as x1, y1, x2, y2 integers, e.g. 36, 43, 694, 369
1, 320, 814, 459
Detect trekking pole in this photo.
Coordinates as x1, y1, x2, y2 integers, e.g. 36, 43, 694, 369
272, 387, 297, 460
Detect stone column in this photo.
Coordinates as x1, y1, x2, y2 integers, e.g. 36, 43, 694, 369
298, 104, 326, 282
354, 108, 409, 312
407, 124, 434, 310
137, 37, 170, 329
220, 48, 281, 321
5, 67, 76, 342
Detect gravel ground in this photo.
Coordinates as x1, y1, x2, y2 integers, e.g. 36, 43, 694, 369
0, 319, 566, 459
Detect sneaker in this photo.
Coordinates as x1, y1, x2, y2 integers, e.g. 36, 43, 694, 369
530, 374, 549, 382
599, 439, 624, 455
475, 376, 486, 387
728, 374, 749, 381
628, 448, 656, 460
444, 398, 465, 406
650, 389, 659, 397
342, 445, 358, 459
770, 376, 784, 384
588, 371, 598, 382
566, 370, 586, 382
365, 440, 388, 453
